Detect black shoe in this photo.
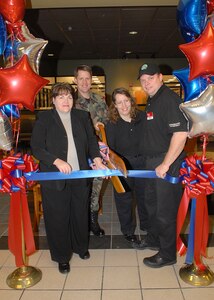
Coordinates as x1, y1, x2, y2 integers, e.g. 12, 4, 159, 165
132, 239, 159, 251
143, 253, 176, 268
79, 251, 90, 260
58, 262, 70, 274
124, 234, 138, 243
90, 211, 105, 237
91, 226, 105, 237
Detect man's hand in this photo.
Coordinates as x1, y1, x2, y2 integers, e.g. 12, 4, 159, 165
155, 131, 188, 179
155, 163, 169, 179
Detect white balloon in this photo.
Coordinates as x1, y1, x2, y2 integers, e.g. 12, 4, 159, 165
17, 22, 48, 73
180, 84, 214, 138
0, 110, 13, 151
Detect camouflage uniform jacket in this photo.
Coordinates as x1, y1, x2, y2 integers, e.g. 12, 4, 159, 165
74, 91, 108, 126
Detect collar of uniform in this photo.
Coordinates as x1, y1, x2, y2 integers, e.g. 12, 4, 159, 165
118, 110, 142, 125
149, 84, 166, 101
77, 90, 92, 101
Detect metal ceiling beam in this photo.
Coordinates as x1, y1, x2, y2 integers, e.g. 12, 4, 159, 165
27, 0, 179, 9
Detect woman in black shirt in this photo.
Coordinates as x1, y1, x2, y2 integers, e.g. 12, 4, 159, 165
105, 87, 147, 244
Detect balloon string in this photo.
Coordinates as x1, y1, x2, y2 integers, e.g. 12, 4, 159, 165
207, 13, 214, 20
6, 33, 15, 67
201, 134, 208, 161
12, 119, 21, 152
206, 75, 212, 84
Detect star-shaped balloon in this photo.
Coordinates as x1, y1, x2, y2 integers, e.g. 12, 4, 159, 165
0, 14, 7, 55
179, 28, 196, 43
0, 0, 25, 24
0, 54, 49, 111
177, 0, 207, 41
173, 67, 208, 102
207, 0, 214, 15
180, 84, 214, 137
4, 37, 20, 61
0, 110, 13, 151
179, 21, 214, 80
0, 104, 20, 119
16, 22, 48, 73
17, 38, 48, 73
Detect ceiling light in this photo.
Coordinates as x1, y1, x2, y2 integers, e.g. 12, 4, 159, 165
125, 51, 132, 54
48, 53, 54, 57
129, 31, 138, 35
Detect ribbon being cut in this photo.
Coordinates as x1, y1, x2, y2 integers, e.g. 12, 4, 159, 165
0, 150, 212, 270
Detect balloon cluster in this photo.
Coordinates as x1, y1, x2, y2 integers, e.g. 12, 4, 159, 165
174, 0, 214, 138
0, 0, 49, 151
175, 1, 214, 275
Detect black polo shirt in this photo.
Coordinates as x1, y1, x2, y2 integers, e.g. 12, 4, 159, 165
142, 84, 188, 156
105, 110, 145, 158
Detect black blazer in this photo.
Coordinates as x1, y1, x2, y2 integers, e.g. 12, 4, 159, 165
30, 108, 100, 190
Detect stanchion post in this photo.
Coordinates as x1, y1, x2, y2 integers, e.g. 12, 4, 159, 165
6, 195, 42, 289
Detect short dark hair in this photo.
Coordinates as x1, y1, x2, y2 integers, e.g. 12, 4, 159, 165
74, 64, 92, 77
51, 82, 75, 99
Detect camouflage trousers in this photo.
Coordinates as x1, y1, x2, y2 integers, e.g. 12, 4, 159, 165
90, 177, 103, 212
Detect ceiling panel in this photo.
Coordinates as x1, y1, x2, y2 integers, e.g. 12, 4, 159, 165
23, 6, 184, 61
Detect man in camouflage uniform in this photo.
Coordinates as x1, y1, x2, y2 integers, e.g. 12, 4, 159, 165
74, 64, 108, 236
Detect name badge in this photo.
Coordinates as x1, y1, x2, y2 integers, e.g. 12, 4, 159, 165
147, 112, 153, 120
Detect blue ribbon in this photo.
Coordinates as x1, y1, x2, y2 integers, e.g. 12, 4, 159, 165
185, 198, 196, 264
1, 169, 180, 193
24, 169, 180, 184
10, 169, 23, 178
24, 169, 122, 181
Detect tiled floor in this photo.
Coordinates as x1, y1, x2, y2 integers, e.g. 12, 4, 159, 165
0, 180, 214, 299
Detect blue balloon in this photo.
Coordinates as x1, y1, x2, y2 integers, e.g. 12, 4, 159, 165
173, 67, 208, 102
179, 28, 196, 43
209, 76, 214, 83
0, 104, 20, 119
177, 0, 207, 41
4, 38, 20, 61
0, 14, 7, 55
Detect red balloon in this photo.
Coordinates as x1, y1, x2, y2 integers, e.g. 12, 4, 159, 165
0, 55, 49, 111
207, 0, 214, 15
179, 21, 214, 80
0, 0, 25, 24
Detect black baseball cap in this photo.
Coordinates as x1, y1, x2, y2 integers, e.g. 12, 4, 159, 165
137, 63, 160, 79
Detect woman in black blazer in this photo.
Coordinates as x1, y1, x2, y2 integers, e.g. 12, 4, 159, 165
31, 82, 106, 274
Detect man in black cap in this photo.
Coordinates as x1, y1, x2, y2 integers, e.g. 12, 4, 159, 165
133, 63, 188, 268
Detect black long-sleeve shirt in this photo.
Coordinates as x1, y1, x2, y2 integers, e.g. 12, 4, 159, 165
105, 110, 145, 164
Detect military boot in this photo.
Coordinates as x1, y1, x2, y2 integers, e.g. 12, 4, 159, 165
90, 211, 105, 237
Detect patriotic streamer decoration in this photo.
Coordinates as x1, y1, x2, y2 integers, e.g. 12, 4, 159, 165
177, 153, 214, 270
0, 153, 38, 267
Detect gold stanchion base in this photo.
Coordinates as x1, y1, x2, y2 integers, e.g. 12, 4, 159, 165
179, 264, 214, 286
6, 266, 42, 289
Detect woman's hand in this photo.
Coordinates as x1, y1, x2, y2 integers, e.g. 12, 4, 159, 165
53, 158, 72, 174
93, 157, 109, 179
94, 122, 104, 131
93, 157, 107, 169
